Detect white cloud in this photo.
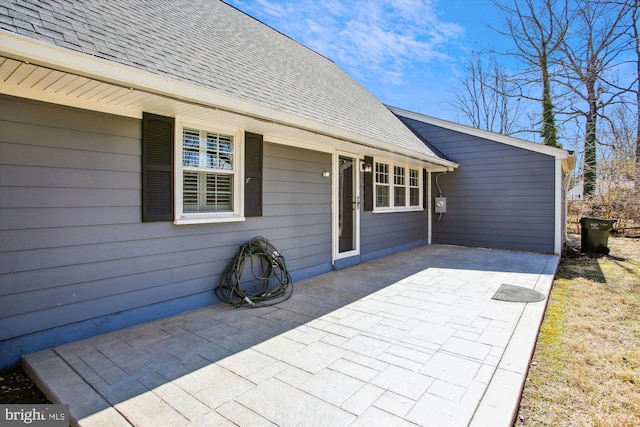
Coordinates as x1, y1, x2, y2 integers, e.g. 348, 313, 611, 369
226, 0, 464, 85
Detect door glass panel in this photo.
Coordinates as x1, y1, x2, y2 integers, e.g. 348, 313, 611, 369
339, 156, 355, 253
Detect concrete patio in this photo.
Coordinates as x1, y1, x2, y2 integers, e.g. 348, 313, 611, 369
23, 244, 559, 427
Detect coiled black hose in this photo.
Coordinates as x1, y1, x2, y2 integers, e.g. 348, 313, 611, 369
215, 237, 293, 308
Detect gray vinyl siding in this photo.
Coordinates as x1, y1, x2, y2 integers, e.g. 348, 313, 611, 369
0, 95, 331, 341
400, 118, 556, 253
361, 210, 427, 255
358, 158, 428, 255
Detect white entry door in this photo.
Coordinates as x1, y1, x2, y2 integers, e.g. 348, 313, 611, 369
335, 152, 360, 259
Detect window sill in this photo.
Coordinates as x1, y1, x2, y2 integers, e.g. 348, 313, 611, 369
174, 214, 246, 225
372, 207, 423, 214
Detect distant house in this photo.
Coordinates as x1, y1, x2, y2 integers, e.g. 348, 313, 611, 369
568, 184, 583, 200
568, 178, 635, 201
0, 0, 572, 369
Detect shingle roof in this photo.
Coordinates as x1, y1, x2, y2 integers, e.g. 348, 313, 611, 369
0, 0, 441, 159
389, 105, 575, 167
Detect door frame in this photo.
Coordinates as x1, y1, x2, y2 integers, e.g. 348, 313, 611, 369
333, 151, 361, 262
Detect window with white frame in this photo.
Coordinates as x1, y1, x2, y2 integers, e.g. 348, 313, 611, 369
375, 160, 422, 211
375, 162, 390, 207
177, 125, 241, 222
394, 166, 406, 206
409, 168, 420, 206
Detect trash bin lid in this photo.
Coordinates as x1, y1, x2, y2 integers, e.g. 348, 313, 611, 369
579, 217, 617, 229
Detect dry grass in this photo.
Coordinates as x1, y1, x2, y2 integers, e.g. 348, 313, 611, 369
516, 236, 640, 427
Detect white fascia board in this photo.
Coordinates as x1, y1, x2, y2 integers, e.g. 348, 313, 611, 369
388, 105, 574, 161
1, 31, 455, 169
554, 158, 563, 255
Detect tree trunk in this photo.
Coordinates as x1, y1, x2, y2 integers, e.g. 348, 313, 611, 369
584, 86, 598, 196
541, 60, 559, 147
632, 0, 640, 189
636, 86, 639, 189
636, 3, 640, 189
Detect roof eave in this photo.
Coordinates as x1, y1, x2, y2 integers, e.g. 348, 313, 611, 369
1, 30, 455, 169
388, 105, 575, 161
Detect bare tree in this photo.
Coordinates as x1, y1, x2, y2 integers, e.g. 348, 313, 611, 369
491, 0, 569, 148
451, 51, 522, 135
557, 0, 634, 196
631, 0, 640, 187
599, 104, 637, 164
587, 104, 639, 228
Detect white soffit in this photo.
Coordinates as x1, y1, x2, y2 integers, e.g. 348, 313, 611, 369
0, 31, 456, 170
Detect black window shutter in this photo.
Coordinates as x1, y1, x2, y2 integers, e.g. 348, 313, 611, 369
423, 169, 428, 210
363, 156, 374, 211
245, 132, 263, 217
142, 113, 174, 222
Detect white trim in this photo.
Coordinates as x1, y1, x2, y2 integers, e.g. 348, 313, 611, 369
372, 208, 423, 214
0, 79, 142, 119
333, 151, 361, 261
427, 171, 432, 244
0, 31, 456, 168
173, 117, 244, 224
372, 158, 424, 213
554, 158, 563, 255
388, 105, 573, 161
174, 216, 245, 225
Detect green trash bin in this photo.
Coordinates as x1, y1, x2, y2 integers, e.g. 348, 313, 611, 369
579, 217, 617, 254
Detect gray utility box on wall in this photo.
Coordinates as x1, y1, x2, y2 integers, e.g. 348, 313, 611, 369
434, 197, 447, 213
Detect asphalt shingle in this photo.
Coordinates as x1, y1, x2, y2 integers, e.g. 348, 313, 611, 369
0, 0, 439, 158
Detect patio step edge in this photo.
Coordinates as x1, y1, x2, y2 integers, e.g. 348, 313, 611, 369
22, 349, 131, 427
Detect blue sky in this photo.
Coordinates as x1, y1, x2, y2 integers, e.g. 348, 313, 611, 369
226, 0, 514, 123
